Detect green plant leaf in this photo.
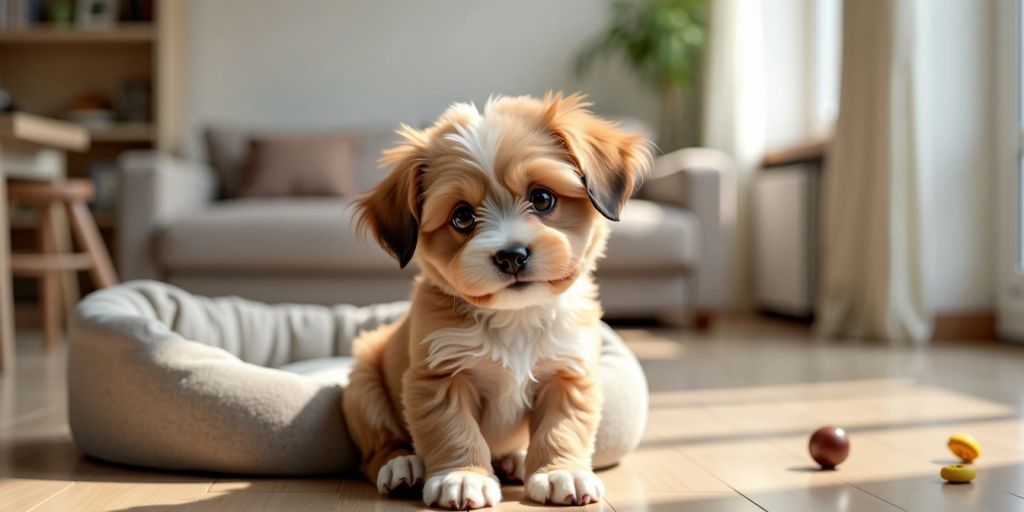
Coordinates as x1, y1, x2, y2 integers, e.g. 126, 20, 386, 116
576, 0, 709, 92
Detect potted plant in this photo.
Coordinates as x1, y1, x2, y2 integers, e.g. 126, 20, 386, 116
577, 0, 709, 151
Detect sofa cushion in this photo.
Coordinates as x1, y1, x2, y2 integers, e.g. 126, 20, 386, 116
237, 133, 363, 198
160, 198, 414, 274
602, 199, 701, 273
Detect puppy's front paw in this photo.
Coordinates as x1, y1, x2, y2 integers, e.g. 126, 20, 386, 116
377, 454, 424, 495
423, 470, 501, 510
494, 449, 527, 483
527, 469, 604, 506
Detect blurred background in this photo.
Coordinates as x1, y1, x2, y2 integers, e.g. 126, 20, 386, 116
0, 0, 1018, 356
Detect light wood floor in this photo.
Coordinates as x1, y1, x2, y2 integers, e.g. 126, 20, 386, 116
2, 316, 1024, 511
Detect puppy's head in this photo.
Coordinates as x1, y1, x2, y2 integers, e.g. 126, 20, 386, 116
356, 93, 651, 310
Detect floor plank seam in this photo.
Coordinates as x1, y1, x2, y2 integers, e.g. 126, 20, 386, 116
1003, 489, 1024, 501
676, 450, 769, 512
601, 496, 618, 512
827, 477, 911, 511
22, 480, 76, 512
0, 402, 63, 431
181, 495, 203, 512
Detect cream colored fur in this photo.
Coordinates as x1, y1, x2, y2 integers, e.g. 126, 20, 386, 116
422, 276, 597, 397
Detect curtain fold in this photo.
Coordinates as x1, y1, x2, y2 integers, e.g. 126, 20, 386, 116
702, 0, 765, 309
817, 0, 931, 342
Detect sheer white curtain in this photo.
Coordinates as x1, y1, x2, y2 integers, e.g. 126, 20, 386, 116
817, 0, 931, 342
702, 0, 765, 308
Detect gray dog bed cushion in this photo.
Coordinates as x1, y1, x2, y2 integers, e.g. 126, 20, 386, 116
68, 280, 649, 475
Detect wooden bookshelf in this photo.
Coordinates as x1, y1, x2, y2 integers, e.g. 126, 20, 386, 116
0, 1, 184, 265
0, 23, 155, 44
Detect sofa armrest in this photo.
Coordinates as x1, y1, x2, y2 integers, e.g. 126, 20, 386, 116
117, 151, 217, 280
642, 147, 734, 310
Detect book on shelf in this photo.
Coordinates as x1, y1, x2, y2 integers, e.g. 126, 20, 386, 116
0, 0, 155, 30
2, 0, 45, 30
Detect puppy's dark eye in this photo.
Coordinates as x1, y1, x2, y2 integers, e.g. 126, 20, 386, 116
529, 188, 557, 213
450, 204, 476, 233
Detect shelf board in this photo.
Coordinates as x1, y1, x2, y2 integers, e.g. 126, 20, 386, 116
0, 23, 155, 44
87, 122, 153, 143
0, 113, 89, 151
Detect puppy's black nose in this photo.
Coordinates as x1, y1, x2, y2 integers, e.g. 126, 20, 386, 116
493, 245, 530, 275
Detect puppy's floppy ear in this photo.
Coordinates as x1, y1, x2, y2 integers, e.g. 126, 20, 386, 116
544, 92, 652, 221
355, 125, 427, 268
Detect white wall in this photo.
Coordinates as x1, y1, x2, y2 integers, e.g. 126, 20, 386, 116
916, 0, 997, 311
182, 0, 660, 158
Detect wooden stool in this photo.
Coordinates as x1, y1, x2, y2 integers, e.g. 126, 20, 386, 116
7, 179, 118, 348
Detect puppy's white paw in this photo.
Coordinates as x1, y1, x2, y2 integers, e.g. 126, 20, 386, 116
377, 454, 424, 495
527, 469, 604, 506
423, 470, 501, 510
494, 449, 527, 483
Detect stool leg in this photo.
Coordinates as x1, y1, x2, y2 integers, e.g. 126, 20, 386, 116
0, 158, 14, 370
51, 204, 81, 323
37, 205, 63, 349
67, 200, 118, 289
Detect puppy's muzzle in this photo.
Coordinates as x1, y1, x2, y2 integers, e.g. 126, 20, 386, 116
493, 245, 530, 275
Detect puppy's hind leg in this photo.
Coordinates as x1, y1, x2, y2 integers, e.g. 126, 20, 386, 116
493, 449, 528, 484
488, 419, 530, 484
342, 325, 422, 496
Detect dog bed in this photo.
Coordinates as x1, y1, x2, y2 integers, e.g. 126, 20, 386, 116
68, 280, 649, 475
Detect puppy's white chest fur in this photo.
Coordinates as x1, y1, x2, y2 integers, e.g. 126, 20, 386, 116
422, 279, 598, 419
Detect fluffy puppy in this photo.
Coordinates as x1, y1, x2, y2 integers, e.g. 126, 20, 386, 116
343, 92, 650, 509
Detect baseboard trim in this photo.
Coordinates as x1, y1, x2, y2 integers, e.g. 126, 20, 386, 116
932, 311, 996, 341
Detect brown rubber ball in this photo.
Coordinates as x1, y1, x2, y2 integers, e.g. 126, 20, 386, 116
809, 426, 850, 469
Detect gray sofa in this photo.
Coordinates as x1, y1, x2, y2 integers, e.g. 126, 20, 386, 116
117, 129, 731, 320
